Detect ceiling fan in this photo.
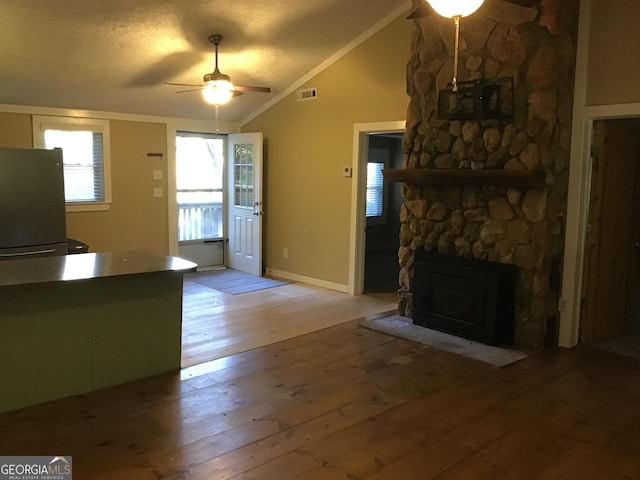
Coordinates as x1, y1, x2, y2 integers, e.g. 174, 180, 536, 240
407, 0, 541, 19
165, 34, 271, 105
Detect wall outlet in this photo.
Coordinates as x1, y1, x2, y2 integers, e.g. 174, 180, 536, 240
153, 187, 163, 198
153, 169, 163, 180
283, 248, 289, 258
343, 167, 352, 177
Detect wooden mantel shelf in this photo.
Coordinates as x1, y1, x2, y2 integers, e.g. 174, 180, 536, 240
382, 168, 546, 188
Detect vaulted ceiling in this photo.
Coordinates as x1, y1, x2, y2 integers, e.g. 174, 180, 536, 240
0, 0, 410, 124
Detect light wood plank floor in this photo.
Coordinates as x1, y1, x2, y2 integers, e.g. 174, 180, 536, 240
181, 275, 397, 367
2, 316, 640, 479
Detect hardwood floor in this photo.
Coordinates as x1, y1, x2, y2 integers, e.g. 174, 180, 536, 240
181, 276, 397, 367
1, 313, 640, 479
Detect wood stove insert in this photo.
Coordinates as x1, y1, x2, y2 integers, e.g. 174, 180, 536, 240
412, 251, 517, 346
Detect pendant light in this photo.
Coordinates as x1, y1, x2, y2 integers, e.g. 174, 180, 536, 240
426, 0, 485, 91
426, 0, 485, 18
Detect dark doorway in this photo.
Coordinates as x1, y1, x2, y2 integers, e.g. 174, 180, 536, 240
582, 118, 640, 359
363, 133, 402, 294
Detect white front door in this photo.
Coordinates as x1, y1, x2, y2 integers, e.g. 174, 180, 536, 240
227, 132, 263, 276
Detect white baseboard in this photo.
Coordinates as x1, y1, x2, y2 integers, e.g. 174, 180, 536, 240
265, 268, 350, 294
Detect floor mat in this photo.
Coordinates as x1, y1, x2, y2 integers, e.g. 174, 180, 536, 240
359, 315, 530, 367
186, 268, 290, 295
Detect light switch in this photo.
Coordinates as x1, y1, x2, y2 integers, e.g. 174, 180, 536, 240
153, 170, 163, 180
153, 187, 163, 198
343, 167, 352, 177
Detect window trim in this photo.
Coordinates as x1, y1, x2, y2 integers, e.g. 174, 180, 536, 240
32, 115, 112, 212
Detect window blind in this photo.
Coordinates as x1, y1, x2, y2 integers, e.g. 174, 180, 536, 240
366, 162, 384, 217
40, 128, 105, 203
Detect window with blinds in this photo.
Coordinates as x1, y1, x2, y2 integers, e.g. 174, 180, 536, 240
33, 116, 111, 211
366, 162, 385, 218
43, 129, 105, 202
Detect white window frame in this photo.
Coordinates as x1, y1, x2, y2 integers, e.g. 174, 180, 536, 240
32, 115, 112, 212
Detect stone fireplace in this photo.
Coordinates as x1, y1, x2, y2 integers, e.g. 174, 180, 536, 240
393, 0, 580, 351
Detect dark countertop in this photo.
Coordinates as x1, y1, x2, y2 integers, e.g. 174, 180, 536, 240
0, 250, 197, 288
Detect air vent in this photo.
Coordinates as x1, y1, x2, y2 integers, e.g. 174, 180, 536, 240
297, 87, 318, 102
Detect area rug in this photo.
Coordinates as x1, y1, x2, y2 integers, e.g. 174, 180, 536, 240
185, 268, 290, 295
359, 315, 530, 367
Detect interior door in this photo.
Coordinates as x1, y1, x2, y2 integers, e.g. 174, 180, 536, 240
581, 119, 640, 343
227, 132, 263, 277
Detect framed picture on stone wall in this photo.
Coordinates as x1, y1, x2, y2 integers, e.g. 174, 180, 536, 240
438, 77, 513, 121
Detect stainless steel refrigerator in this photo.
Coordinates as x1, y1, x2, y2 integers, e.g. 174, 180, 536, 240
0, 147, 68, 259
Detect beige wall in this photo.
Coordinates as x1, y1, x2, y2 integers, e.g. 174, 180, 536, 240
586, 0, 640, 105
0, 113, 169, 254
0, 113, 32, 147
243, 15, 410, 285
66, 120, 169, 253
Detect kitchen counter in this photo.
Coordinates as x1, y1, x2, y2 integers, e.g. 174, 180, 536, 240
0, 251, 197, 413
0, 250, 196, 287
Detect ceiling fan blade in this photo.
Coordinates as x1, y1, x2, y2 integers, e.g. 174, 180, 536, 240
175, 88, 203, 93
502, 0, 541, 6
176, 87, 244, 95
406, 2, 433, 19
234, 85, 271, 93
164, 82, 202, 88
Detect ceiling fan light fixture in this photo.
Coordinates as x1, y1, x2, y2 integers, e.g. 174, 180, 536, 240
202, 80, 235, 105
426, 0, 485, 18
203, 71, 231, 84
164, 33, 270, 107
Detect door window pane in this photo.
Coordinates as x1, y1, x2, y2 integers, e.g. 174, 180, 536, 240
234, 143, 254, 208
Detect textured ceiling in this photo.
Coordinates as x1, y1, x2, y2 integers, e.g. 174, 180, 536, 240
0, 0, 410, 124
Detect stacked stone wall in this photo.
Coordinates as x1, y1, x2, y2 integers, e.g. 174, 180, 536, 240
399, 0, 579, 350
